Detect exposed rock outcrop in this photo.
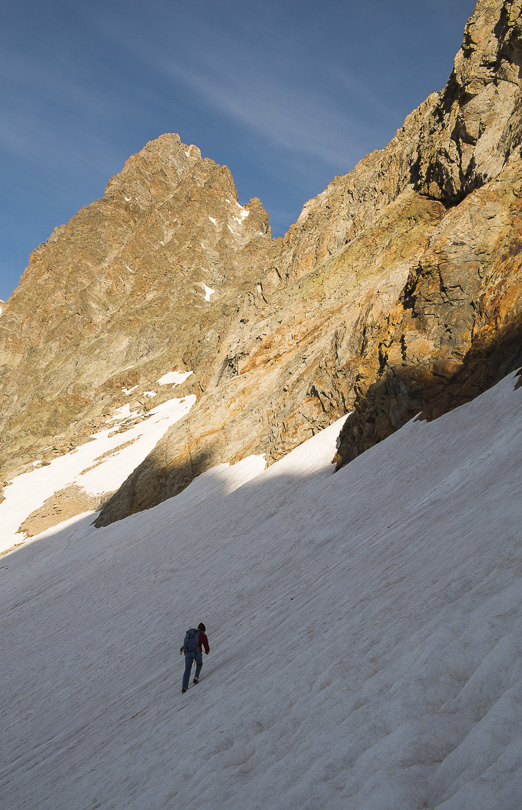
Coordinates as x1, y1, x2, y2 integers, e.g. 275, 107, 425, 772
413, 0, 522, 202
334, 162, 522, 467
334, 0, 522, 466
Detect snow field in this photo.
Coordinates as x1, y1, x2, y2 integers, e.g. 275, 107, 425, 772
0, 373, 521, 808
0, 395, 196, 554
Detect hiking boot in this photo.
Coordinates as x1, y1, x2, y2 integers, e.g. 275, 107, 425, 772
193, 678, 199, 684
182, 688, 187, 693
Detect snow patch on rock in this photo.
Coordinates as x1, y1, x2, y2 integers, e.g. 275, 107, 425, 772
0, 395, 196, 552
158, 371, 194, 386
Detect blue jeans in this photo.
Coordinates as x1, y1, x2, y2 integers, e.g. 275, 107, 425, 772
182, 650, 203, 689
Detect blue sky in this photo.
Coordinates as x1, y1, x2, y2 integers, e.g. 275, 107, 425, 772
0, 0, 476, 302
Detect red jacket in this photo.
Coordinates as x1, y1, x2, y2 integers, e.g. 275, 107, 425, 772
198, 631, 210, 654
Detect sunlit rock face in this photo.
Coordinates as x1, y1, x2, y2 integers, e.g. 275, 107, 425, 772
0, 134, 275, 481
334, 0, 522, 466
1, 0, 521, 526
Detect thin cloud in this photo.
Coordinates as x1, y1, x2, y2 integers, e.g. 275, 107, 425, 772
166, 59, 360, 168
323, 64, 405, 123
0, 44, 123, 167
1, 47, 117, 117
82, 1, 384, 172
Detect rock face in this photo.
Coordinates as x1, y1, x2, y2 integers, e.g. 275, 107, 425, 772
1, 0, 521, 528
0, 134, 274, 479
334, 162, 522, 468
334, 0, 522, 466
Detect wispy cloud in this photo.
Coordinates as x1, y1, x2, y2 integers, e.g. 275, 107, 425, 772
81, 0, 392, 173
0, 46, 119, 168
164, 58, 362, 169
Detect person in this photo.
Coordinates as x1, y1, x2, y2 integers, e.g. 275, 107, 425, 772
181, 622, 210, 693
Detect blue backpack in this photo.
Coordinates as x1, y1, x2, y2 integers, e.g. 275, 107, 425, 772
182, 628, 200, 654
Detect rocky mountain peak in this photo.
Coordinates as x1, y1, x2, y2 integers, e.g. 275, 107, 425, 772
104, 133, 201, 205
103, 133, 244, 217
0, 134, 274, 493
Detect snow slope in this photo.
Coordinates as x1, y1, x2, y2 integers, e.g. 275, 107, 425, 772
0, 394, 197, 555
0, 372, 521, 809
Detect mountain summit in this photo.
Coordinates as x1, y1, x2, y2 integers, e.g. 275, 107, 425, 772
1, 0, 521, 535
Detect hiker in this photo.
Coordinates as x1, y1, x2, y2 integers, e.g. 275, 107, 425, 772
181, 622, 210, 693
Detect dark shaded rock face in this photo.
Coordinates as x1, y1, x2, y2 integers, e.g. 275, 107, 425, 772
1, 0, 522, 529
